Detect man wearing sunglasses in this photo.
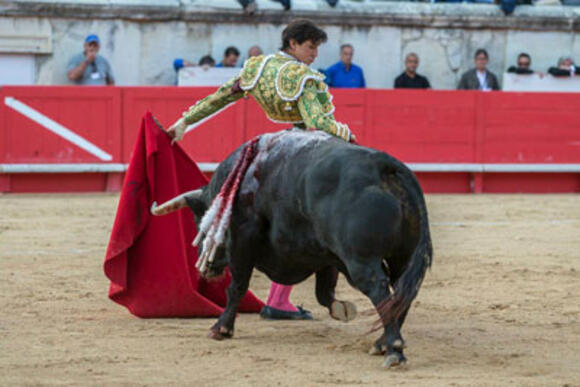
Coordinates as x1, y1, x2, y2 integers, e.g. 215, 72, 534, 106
507, 53, 534, 75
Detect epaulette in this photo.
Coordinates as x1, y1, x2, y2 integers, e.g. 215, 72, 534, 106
239, 54, 274, 91
275, 61, 325, 101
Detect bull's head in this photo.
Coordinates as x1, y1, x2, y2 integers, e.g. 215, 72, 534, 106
151, 188, 226, 278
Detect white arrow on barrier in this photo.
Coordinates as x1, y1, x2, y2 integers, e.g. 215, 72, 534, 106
4, 96, 113, 161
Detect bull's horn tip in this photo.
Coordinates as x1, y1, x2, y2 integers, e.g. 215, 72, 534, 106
150, 201, 158, 215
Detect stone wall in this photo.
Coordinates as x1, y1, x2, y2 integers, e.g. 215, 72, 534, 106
1, 0, 579, 89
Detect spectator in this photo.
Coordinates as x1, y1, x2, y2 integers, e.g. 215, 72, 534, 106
198, 55, 215, 67
394, 53, 431, 89
457, 49, 500, 91
325, 44, 366, 88
67, 34, 114, 85
237, 0, 257, 14
248, 45, 263, 58
216, 46, 240, 68
173, 58, 196, 72
270, 0, 336, 10
548, 56, 579, 77
507, 52, 534, 75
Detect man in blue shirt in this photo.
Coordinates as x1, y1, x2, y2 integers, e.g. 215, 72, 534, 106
325, 44, 366, 88
215, 46, 240, 68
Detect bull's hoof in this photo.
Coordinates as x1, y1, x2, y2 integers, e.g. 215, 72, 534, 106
330, 300, 357, 322
382, 352, 406, 368
208, 326, 233, 341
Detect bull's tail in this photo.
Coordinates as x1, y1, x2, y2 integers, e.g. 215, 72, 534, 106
377, 165, 433, 327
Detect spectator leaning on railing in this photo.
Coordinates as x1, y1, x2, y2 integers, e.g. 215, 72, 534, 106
457, 49, 500, 91
198, 55, 216, 68
173, 58, 196, 72
67, 34, 114, 85
394, 52, 431, 89
548, 56, 580, 77
507, 53, 534, 75
325, 44, 366, 88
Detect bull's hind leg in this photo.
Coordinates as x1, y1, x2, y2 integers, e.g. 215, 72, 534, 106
370, 306, 410, 357
344, 258, 406, 368
316, 266, 357, 322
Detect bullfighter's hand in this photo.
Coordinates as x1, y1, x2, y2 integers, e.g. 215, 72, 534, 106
349, 134, 358, 144
167, 117, 187, 144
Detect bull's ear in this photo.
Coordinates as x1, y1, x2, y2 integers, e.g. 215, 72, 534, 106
184, 186, 208, 218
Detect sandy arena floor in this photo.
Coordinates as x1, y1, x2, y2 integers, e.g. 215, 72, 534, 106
0, 194, 579, 386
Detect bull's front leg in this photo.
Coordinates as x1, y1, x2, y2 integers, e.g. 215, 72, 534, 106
208, 259, 254, 340
315, 266, 357, 322
345, 258, 406, 368
208, 221, 258, 340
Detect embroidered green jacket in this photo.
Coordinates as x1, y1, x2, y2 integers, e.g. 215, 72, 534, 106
182, 51, 353, 142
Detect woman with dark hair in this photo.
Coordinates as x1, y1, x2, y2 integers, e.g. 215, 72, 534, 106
166, 19, 355, 320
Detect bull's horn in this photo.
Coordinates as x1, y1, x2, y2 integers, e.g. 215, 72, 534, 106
151, 189, 202, 216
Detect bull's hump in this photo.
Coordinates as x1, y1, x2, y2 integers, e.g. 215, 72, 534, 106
259, 129, 333, 160
239, 129, 334, 199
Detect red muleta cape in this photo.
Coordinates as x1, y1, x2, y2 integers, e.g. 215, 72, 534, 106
103, 112, 264, 317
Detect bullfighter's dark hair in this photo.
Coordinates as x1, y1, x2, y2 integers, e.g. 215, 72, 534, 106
280, 19, 328, 50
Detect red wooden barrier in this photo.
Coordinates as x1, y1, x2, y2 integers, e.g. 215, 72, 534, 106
1, 86, 578, 193
0, 86, 122, 192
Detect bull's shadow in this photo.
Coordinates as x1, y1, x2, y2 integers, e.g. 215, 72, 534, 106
152, 129, 433, 368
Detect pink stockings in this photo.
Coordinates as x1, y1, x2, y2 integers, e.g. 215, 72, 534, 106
265, 282, 298, 312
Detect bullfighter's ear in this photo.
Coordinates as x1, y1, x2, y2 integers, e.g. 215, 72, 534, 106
184, 186, 208, 218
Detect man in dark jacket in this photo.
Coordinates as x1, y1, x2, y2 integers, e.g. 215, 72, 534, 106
457, 49, 500, 91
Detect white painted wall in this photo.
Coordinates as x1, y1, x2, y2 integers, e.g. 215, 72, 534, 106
0, 54, 36, 85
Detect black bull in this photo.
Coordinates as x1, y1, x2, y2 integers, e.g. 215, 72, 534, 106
152, 129, 432, 367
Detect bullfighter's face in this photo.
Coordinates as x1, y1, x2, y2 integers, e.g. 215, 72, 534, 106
288, 39, 320, 65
